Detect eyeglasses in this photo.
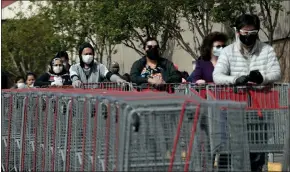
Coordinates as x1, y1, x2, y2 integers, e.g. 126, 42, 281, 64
239, 30, 259, 35
214, 45, 226, 48
146, 45, 159, 49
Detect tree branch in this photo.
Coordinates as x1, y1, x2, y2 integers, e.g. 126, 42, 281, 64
122, 40, 144, 55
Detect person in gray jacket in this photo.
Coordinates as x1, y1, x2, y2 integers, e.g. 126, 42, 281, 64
70, 42, 126, 88
213, 14, 281, 85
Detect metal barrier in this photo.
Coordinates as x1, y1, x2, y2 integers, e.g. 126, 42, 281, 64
1, 87, 249, 171
206, 83, 289, 171
282, 88, 290, 171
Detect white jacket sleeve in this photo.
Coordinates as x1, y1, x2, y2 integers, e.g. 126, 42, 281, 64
262, 47, 281, 84
213, 51, 238, 85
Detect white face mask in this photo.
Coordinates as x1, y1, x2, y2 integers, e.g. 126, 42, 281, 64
213, 47, 223, 57
82, 55, 94, 64
17, 83, 25, 89
53, 66, 63, 74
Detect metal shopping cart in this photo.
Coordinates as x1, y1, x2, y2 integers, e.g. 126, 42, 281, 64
2, 83, 250, 171
206, 83, 290, 171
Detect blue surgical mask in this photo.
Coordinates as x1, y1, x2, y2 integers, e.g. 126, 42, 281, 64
213, 47, 223, 57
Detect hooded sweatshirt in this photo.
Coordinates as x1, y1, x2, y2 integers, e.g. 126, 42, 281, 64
34, 57, 71, 87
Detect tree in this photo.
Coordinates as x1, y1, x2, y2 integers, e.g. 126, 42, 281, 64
1, 14, 63, 77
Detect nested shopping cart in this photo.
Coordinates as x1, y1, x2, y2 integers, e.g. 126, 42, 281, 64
2, 83, 250, 172
206, 83, 289, 171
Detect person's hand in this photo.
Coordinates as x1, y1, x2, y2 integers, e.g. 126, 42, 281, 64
72, 80, 82, 88
248, 70, 263, 84
182, 78, 187, 83
51, 81, 63, 86
195, 79, 206, 85
148, 77, 164, 85
235, 76, 249, 85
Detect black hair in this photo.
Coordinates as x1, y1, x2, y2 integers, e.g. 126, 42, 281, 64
26, 72, 36, 80
79, 42, 95, 67
122, 73, 131, 82
48, 57, 67, 75
181, 71, 189, 79
235, 14, 260, 31
200, 32, 228, 61
15, 76, 25, 83
143, 37, 159, 49
55, 51, 69, 60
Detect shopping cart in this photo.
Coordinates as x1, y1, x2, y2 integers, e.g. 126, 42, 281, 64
2, 84, 250, 171
132, 83, 190, 95
206, 83, 289, 171
282, 88, 290, 171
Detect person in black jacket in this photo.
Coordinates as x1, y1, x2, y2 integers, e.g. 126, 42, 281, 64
130, 37, 182, 85
35, 57, 71, 87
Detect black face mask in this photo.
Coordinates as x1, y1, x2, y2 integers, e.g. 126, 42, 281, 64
239, 34, 257, 46
146, 48, 160, 60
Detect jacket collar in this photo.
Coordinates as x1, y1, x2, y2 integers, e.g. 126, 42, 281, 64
140, 56, 166, 67
234, 39, 260, 56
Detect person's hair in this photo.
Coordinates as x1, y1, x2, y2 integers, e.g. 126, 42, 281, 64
235, 14, 260, 31
78, 42, 95, 67
15, 76, 25, 83
181, 71, 189, 79
26, 72, 36, 80
122, 73, 131, 82
143, 37, 159, 49
200, 32, 228, 61
55, 51, 69, 60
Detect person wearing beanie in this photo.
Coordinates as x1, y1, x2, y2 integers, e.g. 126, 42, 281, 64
69, 42, 126, 88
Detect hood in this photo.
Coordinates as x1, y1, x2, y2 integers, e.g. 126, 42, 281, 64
48, 57, 67, 75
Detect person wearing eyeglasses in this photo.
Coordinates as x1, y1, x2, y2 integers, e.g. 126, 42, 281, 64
35, 57, 71, 87
213, 14, 281, 85
188, 32, 228, 84
130, 37, 182, 85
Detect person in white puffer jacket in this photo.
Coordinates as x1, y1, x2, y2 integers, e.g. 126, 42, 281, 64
213, 14, 281, 85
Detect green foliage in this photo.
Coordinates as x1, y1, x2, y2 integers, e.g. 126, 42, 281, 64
1, 15, 63, 77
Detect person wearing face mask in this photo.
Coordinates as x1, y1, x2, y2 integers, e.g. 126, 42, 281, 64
130, 37, 181, 85
34, 57, 71, 87
11, 76, 26, 89
69, 42, 126, 88
187, 32, 228, 84
55, 51, 71, 72
213, 14, 281, 85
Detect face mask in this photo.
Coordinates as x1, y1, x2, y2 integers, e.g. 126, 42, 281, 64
239, 34, 257, 46
213, 47, 223, 57
82, 55, 94, 64
146, 48, 159, 60
17, 83, 25, 89
111, 68, 119, 74
53, 66, 63, 74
